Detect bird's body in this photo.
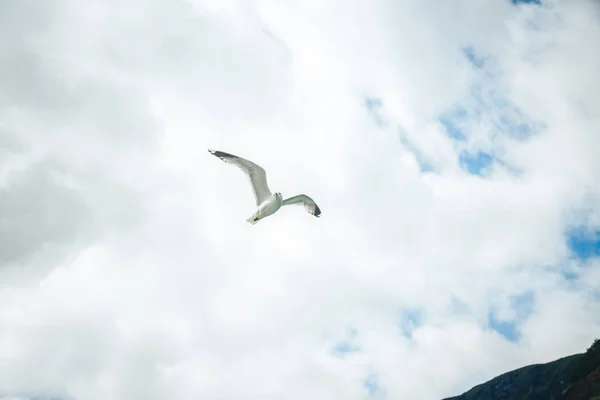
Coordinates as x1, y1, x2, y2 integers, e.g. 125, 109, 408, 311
208, 149, 321, 224
246, 192, 283, 224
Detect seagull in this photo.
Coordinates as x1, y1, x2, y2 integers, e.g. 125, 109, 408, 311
208, 149, 322, 224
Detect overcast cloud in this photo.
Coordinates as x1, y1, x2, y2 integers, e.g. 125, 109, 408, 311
1, 0, 599, 399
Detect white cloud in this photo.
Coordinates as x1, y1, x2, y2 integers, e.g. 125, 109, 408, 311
1, 0, 599, 399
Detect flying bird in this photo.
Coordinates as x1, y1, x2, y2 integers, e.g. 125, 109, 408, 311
208, 149, 321, 224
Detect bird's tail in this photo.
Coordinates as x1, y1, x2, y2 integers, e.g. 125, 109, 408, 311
246, 212, 260, 225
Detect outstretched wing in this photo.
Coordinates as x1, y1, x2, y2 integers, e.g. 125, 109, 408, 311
282, 194, 321, 218
208, 149, 272, 206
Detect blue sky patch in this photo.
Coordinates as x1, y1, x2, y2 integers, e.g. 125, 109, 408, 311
365, 96, 383, 112
437, 46, 544, 177
362, 95, 436, 173
459, 150, 494, 176
566, 227, 600, 262
397, 131, 435, 173
491, 101, 542, 141
468, 83, 539, 142
439, 107, 468, 141
398, 308, 423, 339
331, 328, 360, 358
562, 270, 579, 281
512, 291, 535, 317
463, 46, 486, 69
364, 372, 387, 399
331, 340, 360, 357
364, 374, 379, 396
364, 96, 386, 127
488, 292, 534, 342
488, 312, 519, 342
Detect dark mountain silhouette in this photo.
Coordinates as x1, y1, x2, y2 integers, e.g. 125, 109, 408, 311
444, 339, 600, 400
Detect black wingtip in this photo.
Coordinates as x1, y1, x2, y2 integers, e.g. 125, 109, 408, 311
314, 205, 322, 218
208, 149, 235, 160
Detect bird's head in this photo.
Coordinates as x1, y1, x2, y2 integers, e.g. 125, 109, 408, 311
275, 192, 282, 199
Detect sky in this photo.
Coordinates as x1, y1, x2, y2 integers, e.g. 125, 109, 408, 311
0, 0, 599, 399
